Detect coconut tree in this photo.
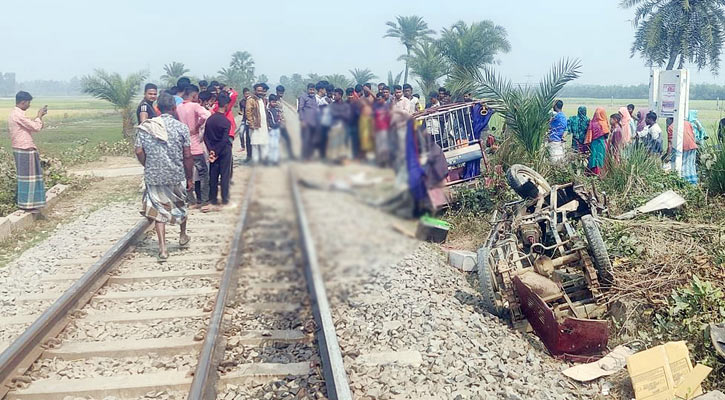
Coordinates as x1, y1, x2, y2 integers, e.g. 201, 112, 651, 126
384, 15, 435, 85
160, 62, 189, 88
438, 20, 511, 73
81, 69, 148, 140
622, 0, 725, 72
387, 71, 404, 89
402, 42, 448, 97
349, 68, 377, 85
323, 74, 353, 89
219, 51, 256, 90
457, 59, 581, 155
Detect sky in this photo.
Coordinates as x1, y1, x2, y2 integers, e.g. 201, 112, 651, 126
0, 0, 721, 86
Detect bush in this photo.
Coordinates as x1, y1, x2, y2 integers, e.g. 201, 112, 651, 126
701, 141, 725, 195
654, 275, 725, 387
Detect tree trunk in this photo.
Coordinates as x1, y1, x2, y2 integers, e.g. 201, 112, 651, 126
666, 50, 679, 70
122, 110, 135, 142
404, 46, 410, 85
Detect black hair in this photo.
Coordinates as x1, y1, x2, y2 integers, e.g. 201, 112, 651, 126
144, 83, 158, 92
199, 91, 213, 102
217, 91, 231, 107
378, 82, 386, 88
176, 77, 191, 91
428, 92, 438, 99
315, 81, 326, 91
242, 87, 250, 94
168, 87, 179, 94
346, 87, 354, 96
184, 84, 199, 96
209, 80, 220, 88
198, 80, 208, 87
413, 94, 420, 99
402, 83, 412, 90
554, 100, 564, 111
354, 84, 363, 93
646, 111, 658, 122
261, 83, 269, 91
383, 86, 390, 92
268, 94, 279, 101
307, 83, 316, 90
276, 85, 285, 93
376, 92, 385, 99
438, 87, 447, 93
627, 104, 635, 111
363, 83, 372, 90
334, 88, 344, 96
15, 91, 32, 103
610, 113, 622, 122
393, 84, 402, 91
253, 83, 265, 90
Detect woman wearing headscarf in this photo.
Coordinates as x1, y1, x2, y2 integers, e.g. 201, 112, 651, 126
618, 106, 632, 146
585, 107, 610, 176
636, 108, 650, 136
567, 106, 589, 153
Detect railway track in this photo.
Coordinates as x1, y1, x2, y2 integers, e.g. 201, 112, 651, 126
0, 166, 350, 400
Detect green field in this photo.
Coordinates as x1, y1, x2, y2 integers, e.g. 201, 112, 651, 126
561, 98, 724, 138
0, 97, 124, 164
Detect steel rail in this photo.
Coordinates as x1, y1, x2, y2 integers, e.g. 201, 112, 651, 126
187, 168, 256, 400
288, 167, 352, 400
0, 218, 151, 399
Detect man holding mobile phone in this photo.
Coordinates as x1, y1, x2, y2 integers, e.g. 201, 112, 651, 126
8, 91, 48, 214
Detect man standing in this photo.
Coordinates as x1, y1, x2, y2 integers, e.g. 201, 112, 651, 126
135, 93, 193, 261
205, 92, 233, 207
174, 77, 190, 105
391, 85, 412, 115
275, 85, 295, 160
403, 84, 420, 114
548, 100, 567, 163
176, 84, 211, 210
377, 82, 386, 95
382, 86, 392, 104
245, 83, 269, 164
238, 88, 252, 160
298, 83, 319, 160
137, 83, 158, 124
317, 82, 331, 159
8, 91, 48, 213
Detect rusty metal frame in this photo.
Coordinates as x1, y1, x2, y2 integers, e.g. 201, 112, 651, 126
0, 218, 151, 399
187, 168, 256, 400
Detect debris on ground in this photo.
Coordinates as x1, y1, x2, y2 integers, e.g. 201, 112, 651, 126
415, 215, 450, 243
562, 345, 632, 382
710, 323, 725, 359
447, 249, 477, 272
614, 190, 686, 220
627, 341, 711, 400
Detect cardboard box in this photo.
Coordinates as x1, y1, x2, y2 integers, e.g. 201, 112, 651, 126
627, 341, 710, 400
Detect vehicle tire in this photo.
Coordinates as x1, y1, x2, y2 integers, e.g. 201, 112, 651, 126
477, 245, 504, 317
581, 215, 613, 286
506, 164, 552, 199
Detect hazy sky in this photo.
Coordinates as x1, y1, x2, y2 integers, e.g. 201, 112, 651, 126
1, 0, 721, 86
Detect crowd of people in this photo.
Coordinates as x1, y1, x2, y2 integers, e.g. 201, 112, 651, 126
549, 100, 706, 184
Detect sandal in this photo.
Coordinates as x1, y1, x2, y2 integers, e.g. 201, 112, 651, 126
179, 234, 191, 248
157, 252, 169, 263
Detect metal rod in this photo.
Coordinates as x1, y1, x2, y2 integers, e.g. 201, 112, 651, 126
0, 218, 151, 399
187, 168, 256, 400
289, 168, 352, 400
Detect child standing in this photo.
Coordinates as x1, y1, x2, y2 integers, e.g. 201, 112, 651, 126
267, 94, 282, 165
373, 93, 391, 167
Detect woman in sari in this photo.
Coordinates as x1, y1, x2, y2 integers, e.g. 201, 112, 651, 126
567, 106, 589, 153
618, 106, 632, 146
585, 107, 610, 176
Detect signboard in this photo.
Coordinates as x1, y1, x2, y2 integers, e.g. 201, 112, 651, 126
661, 84, 676, 116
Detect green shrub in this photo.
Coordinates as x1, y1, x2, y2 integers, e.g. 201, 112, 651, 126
701, 141, 725, 195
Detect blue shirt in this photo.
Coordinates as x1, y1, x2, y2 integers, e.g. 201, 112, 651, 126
174, 95, 183, 105
549, 111, 567, 142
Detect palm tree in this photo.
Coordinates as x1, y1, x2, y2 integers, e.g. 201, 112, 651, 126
622, 0, 725, 72
160, 62, 189, 88
219, 51, 256, 90
81, 69, 148, 140
458, 59, 581, 155
402, 42, 448, 97
438, 21, 511, 73
349, 68, 377, 85
384, 15, 435, 85
323, 74, 353, 89
387, 71, 404, 89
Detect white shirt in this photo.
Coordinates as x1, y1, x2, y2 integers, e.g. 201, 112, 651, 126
250, 98, 269, 145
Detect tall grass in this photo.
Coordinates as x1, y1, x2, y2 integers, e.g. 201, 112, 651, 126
702, 141, 725, 194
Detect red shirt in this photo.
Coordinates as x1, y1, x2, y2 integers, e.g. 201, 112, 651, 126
211, 89, 239, 137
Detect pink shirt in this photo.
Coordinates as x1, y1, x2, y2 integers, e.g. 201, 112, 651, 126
8, 107, 43, 150
176, 101, 211, 155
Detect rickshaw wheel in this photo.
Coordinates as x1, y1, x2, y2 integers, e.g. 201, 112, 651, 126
477, 245, 505, 318
581, 215, 613, 286
506, 164, 552, 199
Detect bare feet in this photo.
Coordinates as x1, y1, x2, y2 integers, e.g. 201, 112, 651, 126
179, 234, 191, 247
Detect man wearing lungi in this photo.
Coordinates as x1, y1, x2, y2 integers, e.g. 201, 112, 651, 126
8, 91, 48, 214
